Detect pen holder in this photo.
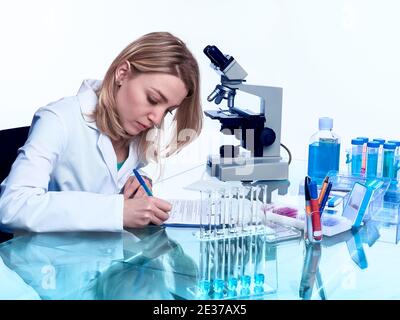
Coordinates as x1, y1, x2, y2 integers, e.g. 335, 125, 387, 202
304, 211, 322, 244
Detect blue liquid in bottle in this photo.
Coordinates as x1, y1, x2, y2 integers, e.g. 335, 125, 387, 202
308, 140, 340, 180
307, 118, 340, 182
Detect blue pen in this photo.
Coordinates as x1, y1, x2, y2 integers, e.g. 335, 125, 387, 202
132, 169, 153, 196
319, 182, 333, 215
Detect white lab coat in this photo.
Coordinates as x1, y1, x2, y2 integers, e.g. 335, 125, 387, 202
0, 79, 145, 232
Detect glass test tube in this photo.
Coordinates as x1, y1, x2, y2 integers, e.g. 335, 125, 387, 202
198, 240, 211, 297
351, 138, 364, 176
253, 235, 265, 294
212, 239, 224, 298
373, 138, 385, 177
239, 236, 251, 297
238, 187, 246, 235
356, 137, 369, 175
246, 186, 256, 233
200, 190, 212, 239
366, 141, 380, 178
228, 236, 239, 297
216, 188, 225, 236
383, 142, 396, 179
230, 187, 239, 234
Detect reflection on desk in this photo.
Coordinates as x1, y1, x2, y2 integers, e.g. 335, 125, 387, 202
0, 228, 198, 299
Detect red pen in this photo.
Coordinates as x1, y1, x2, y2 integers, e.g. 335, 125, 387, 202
309, 181, 322, 241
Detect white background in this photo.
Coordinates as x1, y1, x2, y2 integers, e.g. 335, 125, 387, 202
1, 0, 399, 172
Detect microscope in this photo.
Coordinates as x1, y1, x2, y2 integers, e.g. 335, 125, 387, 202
203, 45, 289, 182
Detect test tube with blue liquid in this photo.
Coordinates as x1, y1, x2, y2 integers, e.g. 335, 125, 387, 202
198, 240, 211, 297
388, 140, 400, 180
212, 239, 225, 298
253, 235, 265, 294
228, 236, 240, 297
366, 141, 380, 178
239, 236, 252, 297
373, 138, 385, 177
351, 138, 364, 176
383, 142, 397, 179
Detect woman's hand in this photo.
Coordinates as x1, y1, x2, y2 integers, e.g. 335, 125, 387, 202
123, 196, 172, 227
123, 175, 152, 199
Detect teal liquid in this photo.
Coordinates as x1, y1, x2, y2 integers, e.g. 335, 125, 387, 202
198, 279, 210, 296
351, 154, 362, 176
366, 153, 378, 178
383, 151, 395, 178
308, 141, 340, 180
239, 275, 251, 297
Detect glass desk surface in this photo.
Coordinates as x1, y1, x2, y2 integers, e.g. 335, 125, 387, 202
1, 160, 400, 300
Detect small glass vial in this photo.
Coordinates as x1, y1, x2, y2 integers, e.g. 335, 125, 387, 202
366, 141, 380, 178
351, 138, 364, 176
373, 138, 385, 177
383, 142, 397, 179
356, 137, 369, 175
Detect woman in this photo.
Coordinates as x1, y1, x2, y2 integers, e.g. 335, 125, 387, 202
0, 32, 202, 232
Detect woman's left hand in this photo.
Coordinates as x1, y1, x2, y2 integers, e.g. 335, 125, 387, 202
123, 176, 152, 199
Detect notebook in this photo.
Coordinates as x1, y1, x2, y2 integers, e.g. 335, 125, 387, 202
164, 199, 208, 227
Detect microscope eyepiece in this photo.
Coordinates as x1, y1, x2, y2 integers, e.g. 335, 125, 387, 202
203, 45, 233, 71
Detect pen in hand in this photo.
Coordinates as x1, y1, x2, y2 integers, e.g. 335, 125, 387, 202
132, 169, 153, 197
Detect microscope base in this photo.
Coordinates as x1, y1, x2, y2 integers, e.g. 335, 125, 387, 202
207, 155, 289, 181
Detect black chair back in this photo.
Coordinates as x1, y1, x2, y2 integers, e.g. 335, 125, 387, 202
0, 126, 30, 242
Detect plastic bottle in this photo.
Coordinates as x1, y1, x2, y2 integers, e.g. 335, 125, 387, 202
350, 138, 364, 176
387, 140, 400, 180
372, 138, 385, 177
307, 117, 340, 182
382, 142, 396, 179
366, 141, 380, 178
356, 137, 369, 174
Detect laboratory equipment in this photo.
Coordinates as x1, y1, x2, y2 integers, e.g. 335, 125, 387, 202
350, 138, 364, 176
382, 142, 396, 179
203, 45, 288, 181
192, 234, 278, 299
372, 138, 385, 177
387, 140, 400, 179
356, 137, 369, 174
366, 141, 379, 178
307, 117, 340, 182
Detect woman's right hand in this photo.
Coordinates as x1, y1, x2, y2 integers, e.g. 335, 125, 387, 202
123, 196, 172, 228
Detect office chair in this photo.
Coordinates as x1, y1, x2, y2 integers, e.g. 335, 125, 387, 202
0, 126, 30, 243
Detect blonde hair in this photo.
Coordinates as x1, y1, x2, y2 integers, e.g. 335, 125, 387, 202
93, 32, 202, 164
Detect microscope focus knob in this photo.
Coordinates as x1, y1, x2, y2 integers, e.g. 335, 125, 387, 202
219, 145, 240, 158
260, 128, 276, 147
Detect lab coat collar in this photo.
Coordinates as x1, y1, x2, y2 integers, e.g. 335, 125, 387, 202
77, 79, 141, 189
77, 79, 102, 130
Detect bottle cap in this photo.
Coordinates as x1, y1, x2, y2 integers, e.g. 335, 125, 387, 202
351, 138, 364, 146
387, 140, 400, 147
383, 142, 396, 150
367, 141, 380, 148
372, 138, 385, 145
356, 137, 369, 143
319, 117, 333, 130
